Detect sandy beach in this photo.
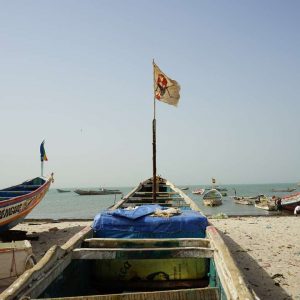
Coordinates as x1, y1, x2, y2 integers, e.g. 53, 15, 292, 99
4, 216, 299, 299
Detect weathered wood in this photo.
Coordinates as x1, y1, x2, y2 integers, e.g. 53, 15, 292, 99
83, 237, 211, 249
1, 226, 92, 300
37, 287, 219, 300
206, 226, 256, 300
72, 246, 214, 260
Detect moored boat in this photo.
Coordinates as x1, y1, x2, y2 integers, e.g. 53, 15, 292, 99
234, 197, 254, 205
254, 195, 276, 211
271, 188, 296, 193
56, 188, 70, 193
74, 188, 122, 196
202, 189, 223, 207
1, 176, 256, 300
0, 175, 53, 233
192, 188, 205, 195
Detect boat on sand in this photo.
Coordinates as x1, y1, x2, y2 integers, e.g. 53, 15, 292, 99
1, 176, 256, 300
281, 192, 300, 211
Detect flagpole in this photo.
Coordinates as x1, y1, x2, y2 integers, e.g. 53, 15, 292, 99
152, 59, 157, 202
41, 161, 44, 177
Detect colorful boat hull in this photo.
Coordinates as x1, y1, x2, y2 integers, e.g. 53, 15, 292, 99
0, 176, 53, 233
281, 192, 300, 211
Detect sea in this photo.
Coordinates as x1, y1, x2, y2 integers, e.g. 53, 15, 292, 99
27, 183, 299, 219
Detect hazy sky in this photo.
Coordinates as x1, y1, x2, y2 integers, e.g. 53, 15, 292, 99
1, 1, 299, 188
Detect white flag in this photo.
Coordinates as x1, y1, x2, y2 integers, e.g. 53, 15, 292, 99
153, 62, 180, 107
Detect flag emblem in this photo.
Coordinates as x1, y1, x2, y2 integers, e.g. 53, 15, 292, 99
153, 62, 180, 106
40, 140, 48, 162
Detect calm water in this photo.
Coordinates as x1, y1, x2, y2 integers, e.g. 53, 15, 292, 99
27, 182, 299, 219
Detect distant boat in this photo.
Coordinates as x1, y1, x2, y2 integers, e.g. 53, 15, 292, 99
192, 188, 205, 195
99, 188, 122, 194
281, 192, 300, 211
0, 175, 53, 232
271, 188, 296, 193
180, 187, 189, 191
202, 189, 223, 207
56, 189, 70, 193
74, 189, 122, 196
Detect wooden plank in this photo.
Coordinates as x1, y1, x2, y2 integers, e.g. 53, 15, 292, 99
83, 238, 211, 249
72, 247, 214, 260
206, 226, 256, 300
36, 287, 219, 300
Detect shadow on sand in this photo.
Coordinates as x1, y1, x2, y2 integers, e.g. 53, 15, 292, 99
218, 230, 292, 300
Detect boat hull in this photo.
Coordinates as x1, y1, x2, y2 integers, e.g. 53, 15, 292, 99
0, 177, 52, 233
281, 192, 300, 211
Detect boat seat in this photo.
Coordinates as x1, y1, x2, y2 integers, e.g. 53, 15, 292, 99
72, 246, 214, 260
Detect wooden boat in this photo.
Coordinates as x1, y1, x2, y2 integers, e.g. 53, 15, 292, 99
254, 195, 276, 211
56, 189, 70, 193
180, 187, 189, 191
192, 188, 205, 195
0, 175, 53, 233
1, 176, 255, 300
202, 189, 222, 207
281, 192, 300, 211
0, 240, 35, 288
271, 188, 296, 193
74, 189, 122, 196
234, 198, 254, 205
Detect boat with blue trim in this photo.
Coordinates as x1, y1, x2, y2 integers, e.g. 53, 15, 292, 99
1, 176, 255, 300
0, 175, 53, 233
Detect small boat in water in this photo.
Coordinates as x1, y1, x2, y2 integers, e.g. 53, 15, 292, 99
1, 176, 255, 300
180, 187, 189, 191
281, 192, 300, 211
271, 188, 296, 193
192, 188, 205, 195
74, 188, 122, 196
0, 175, 53, 233
234, 197, 254, 205
56, 188, 70, 193
203, 189, 223, 207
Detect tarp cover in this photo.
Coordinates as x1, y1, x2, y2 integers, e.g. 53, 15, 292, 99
92, 205, 208, 238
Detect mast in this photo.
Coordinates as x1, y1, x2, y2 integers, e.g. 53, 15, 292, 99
152, 60, 157, 202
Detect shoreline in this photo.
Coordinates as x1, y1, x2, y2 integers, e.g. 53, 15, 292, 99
1, 216, 299, 299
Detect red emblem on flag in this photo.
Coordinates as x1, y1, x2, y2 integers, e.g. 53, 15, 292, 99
155, 74, 168, 100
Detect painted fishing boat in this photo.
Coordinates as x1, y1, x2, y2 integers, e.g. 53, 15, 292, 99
1, 176, 255, 300
281, 192, 300, 211
203, 189, 223, 207
0, 175, 53, 233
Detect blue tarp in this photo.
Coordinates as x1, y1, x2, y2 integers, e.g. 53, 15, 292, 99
92, 205, 208, 238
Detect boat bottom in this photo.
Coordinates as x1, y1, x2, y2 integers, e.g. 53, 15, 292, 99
38, 259, 212, 299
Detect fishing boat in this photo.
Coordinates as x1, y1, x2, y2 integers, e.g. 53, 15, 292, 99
280, 192, 300, 211
1, 176, 255, 300
180, 187, 189, 191
192, 188, 205, 195
271, 187, 296, 193
74, 188, 122, 196
254, 195, 276, 211
203, 189, 223, 207
0, 175, 53, 233
0, 240, 36, 288
56, 189, 70, 193
234, 198, 254, 205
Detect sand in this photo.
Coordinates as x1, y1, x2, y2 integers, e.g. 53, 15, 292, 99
6, 216, 300, 299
